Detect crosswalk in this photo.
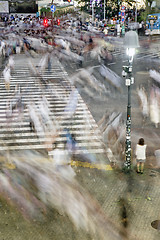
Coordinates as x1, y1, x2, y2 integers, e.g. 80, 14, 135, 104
0, 54, 106, 156
107, 45, 160, 66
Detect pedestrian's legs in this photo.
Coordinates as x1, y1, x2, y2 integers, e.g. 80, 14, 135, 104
140, 162, 144, 173
137, 162, 140, 173
5, 83, 10, 91
155, 122, 158, 128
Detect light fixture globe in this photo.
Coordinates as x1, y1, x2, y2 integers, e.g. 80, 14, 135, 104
124, 30, 140, 49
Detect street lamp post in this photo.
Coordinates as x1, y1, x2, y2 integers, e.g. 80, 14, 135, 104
92, 0, 95, 24
51, 0, 53, 30
104, 0, 105, 20
135, 0, 137, 22
123, 30, 139, 171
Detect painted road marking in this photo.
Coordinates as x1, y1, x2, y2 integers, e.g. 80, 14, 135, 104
0, 157, 112, 171
0, 54, 106, 155
70, 160, 112, 170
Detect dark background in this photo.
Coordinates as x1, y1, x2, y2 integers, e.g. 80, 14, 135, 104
9, 0, 38, 13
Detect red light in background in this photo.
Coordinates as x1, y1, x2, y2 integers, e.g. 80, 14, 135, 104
43, 18, 48, 27
57, 19, 60, 25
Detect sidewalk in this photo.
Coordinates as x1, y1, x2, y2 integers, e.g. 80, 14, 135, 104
0, 154, 160, 240
74, 164, 160, 240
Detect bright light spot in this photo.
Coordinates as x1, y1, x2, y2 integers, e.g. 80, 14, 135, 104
126, 48, 135, 57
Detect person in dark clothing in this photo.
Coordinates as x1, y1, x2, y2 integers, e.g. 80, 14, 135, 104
29, 120, 35, 132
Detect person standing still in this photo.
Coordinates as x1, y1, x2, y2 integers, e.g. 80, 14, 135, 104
135, 138, 147, 174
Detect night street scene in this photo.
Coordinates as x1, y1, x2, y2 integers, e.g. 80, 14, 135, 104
0, 0, 160, 239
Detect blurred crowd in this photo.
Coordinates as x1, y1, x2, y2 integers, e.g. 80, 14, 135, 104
0, 11, 159, 239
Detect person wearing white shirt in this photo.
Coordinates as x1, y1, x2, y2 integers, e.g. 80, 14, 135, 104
135, 138, 147, 174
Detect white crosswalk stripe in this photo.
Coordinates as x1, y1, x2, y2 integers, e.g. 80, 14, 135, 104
0, 54, 105, 154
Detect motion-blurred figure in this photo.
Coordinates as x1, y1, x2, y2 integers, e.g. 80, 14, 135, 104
64, 89, 79, 119
150, 87, 159, 128
3, 66, 11, 91
8, 55, 14, 70
99, 64, 122, 92
28, 103, 45, 138
149, 69, 160, 85
137, 86, 149, 123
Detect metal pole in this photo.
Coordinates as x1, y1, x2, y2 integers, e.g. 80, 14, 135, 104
92, 1, 94, 24
125, 60, 132, 170
51, 0, 53, 29
135, 0, 137, 22
117, 0, 120, 22
104, 0, 105, 20
125, 87, 131, 169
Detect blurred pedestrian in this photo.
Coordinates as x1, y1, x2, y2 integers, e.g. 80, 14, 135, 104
47, 53, 51, 72
29, 120, 35, 132
3, 66, 11, 91
137, 86, 149, 124
150, 87, 159, 128
135, 138, 147, 174
8, 55, 14, 70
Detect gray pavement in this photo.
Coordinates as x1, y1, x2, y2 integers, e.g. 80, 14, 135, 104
0, 162, 160, 240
